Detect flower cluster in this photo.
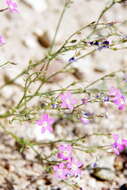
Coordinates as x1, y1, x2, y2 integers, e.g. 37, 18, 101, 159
112, 134, 127, 155
53, 144, 83, 180
89, 40, 110, 50
108, 87, 126, 110
36, 88, 126, 135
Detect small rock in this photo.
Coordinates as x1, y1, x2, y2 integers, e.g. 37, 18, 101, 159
51, 188, 61, 190
114, 152, 127, 176
94, 67, 105, 73
71, 67, 84, 80
119, 184, 127, 190
35, 31, 51, 48
90, 167, 115, 181
22, 36, 37, 48
114, 156, 124, 171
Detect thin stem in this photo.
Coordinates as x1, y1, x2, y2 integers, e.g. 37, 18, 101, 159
48, 1, 69, 54
87, 0, 115, 39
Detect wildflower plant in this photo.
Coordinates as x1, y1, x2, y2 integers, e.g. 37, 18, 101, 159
0, 0, 127, 189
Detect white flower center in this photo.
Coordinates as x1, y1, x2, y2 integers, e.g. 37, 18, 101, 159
42, 121, 48, 127
66, 98, 71, 105
71, 163, 78, 171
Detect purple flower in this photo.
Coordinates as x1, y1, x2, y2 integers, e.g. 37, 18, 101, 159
89, 41, 99, 46
66, 157, 83, 177
89, 40, 109, 51
57, 144, 72, 160
83, 112, 93, 117
93, 41, 99, 46
68, 57, 76, 63
112, 134, 127, 155
36, 114, 55, 133
6, 0, 19, 13
53, 162, 69, 180
112, 134, 120, 155
53, 158, 83, 180
59, 91, 77, 111
91, 162, 97, 168
51, 104, 57, 109
0, 36, 6, 45
104, 96, 110, 102
102, 40, 109, 45
80, 112, 93, 125
109, 87, 126, 110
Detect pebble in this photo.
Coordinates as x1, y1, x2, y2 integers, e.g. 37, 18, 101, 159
35, 31, 51, 48
90, 167, 116, 181
120, 184, 127, 190
22, 36, 38, 48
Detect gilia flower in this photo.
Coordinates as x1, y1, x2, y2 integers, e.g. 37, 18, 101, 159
59, 91, 77, 111
6, 0, 19, 13
57, 144, 72, 160
53, 163, 69, 180
112, 134, 127, 155
67, 158, 83, 177
36, 114, 54, 133
0, 36, 5, 45
53, 158, 83, 179
109, 87, 126, 110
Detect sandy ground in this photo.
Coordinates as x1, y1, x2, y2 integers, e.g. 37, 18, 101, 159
0, 0, 127, 189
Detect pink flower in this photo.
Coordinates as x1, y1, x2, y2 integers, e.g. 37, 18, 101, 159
53, 158, 83, 179
112, 134, 127, 155
112, 134, 120, 155
0, 36, 6, 45
67, 158, 83, 177
57, 144, 72, 160
36, 114, 55, 133
6, 0, 19, 13
59, 91, 77, 111
119, 139, 127, 152
109, 87, 126, 110
53, 163, 69, 180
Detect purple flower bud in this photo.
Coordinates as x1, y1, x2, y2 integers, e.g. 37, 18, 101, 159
83, 112, 93, 117
96, 94, 100, 98
68, 57, 76, 63
51, 104, 57, 109
104, 96, 109, 102
93, 41, 99, 46
102, 40, 109, 45
89, 41, 94, 45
